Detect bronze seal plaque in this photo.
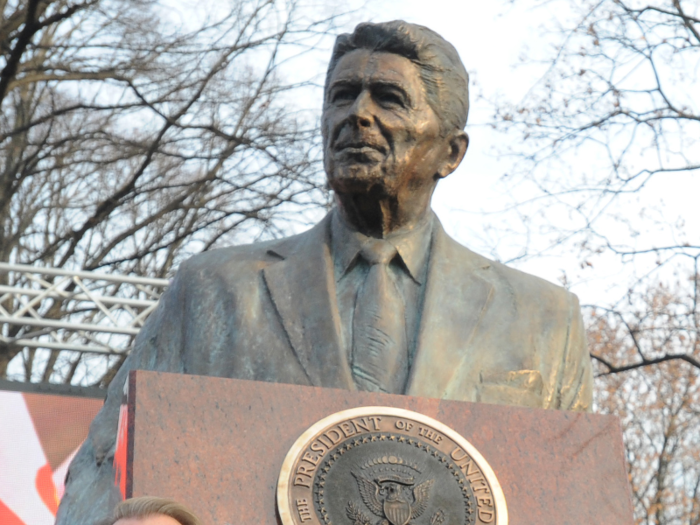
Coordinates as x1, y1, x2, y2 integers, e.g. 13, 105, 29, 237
277, 407, 507, 525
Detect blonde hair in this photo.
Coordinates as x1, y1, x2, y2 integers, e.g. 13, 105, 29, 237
110, 496, 202, 525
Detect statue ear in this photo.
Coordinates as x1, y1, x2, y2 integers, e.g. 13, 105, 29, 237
437, 130, 469, 179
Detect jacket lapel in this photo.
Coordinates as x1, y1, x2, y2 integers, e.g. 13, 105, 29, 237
262, 214, 355, 390
405, 221, 495, 399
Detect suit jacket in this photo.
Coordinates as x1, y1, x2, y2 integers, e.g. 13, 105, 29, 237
56, 212, 593, 525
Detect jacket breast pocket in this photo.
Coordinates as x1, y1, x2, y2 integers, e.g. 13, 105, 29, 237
476, 369, 544, 409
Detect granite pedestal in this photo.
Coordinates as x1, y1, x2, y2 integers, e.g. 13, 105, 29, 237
120, 370, 633, 525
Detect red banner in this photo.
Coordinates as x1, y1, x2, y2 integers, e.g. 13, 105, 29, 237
0, 391, 102, 525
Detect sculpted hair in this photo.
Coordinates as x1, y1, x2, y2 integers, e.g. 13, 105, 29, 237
108, 496, 202, 525
325, 20, 470, 133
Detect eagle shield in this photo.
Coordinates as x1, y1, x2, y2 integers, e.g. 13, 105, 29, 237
384, 498, 412, 525
352, 471, 434, 525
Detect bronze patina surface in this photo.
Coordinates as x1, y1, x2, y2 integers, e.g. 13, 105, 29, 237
278, 407, 506, 525
277, 407, 508, 525
58, 21, 594, 525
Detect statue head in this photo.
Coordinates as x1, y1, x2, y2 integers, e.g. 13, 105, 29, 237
322, 20, 470, 230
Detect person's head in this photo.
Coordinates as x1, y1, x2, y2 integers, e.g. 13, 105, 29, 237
108, 496, 202, 525
322, 20, 470, 218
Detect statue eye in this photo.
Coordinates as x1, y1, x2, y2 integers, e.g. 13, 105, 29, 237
378, 93, 402, 106
374, 88, 406, 108
332, 87, 358, 103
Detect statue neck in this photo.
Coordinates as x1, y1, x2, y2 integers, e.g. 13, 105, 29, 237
334, 188, 433, 239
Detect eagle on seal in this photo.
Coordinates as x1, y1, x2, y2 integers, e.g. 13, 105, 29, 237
352, 472, 434, 525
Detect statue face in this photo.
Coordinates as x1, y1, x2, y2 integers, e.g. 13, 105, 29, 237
322, 49, 448, 199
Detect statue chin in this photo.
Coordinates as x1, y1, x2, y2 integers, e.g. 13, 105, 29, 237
327, 163, 392, 196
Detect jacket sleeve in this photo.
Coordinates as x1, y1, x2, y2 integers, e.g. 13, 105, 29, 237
55, 270, 189, 525
555, 292, 594, 412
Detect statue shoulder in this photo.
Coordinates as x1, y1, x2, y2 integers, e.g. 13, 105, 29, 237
438, 229, 579, 309
178, 215, 330, 277
171, 234, 299, 283
488, 258, 578, 305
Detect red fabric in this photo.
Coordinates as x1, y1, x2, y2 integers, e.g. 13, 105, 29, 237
113, 403, 129, 499
35, 464, 58, 515
0, 498, 27, 525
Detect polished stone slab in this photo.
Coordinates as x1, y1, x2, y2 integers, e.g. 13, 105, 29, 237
124, 370, 633, 525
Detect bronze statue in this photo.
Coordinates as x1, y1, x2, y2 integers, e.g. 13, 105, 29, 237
56, 21, 592, 525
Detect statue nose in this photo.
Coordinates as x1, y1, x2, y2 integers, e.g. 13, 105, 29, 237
354, 115, 371, 128
349, 91, 373, 128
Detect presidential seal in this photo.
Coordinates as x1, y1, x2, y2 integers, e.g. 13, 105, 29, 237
277, 407, 507, 525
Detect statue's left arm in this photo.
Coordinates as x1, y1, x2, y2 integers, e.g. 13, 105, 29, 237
554, 293, 594, 412
55, 266, 191, 525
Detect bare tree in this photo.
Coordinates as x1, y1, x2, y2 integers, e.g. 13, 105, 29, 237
489, 3, 700, 522
489, 0, 700, 373
590, 278, 700, 524
1, 0, 347, 386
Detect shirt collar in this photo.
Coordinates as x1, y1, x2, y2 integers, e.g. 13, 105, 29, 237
330, 208, 433, 284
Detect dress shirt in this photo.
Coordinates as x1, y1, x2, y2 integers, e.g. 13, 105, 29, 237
329, 209, 433, 373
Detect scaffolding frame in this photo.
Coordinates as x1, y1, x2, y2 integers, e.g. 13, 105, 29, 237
0, 262, 169, 390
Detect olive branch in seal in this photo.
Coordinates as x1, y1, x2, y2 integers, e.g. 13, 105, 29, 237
346, 501, 373, 525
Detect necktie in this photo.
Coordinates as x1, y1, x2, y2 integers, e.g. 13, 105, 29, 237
351, 239, 408, 393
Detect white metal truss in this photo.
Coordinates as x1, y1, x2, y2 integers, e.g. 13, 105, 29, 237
0, 263, 169, 362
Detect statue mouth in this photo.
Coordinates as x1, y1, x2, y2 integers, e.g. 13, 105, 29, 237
334, 141, 387, 163
335, 141, 387, 155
